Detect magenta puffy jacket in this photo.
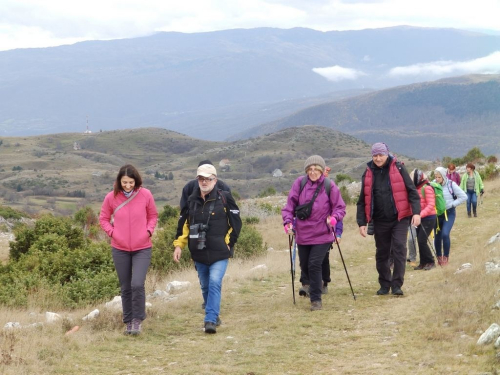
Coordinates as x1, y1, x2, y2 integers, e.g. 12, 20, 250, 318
282, 175, 346, 245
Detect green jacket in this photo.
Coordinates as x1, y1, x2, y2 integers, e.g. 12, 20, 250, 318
460, 170, 484, 194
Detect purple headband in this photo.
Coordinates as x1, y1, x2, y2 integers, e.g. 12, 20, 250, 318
371, 142, 389, 156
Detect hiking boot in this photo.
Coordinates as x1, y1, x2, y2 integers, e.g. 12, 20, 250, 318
442, 256, 449, 266
202, 302, 206, 310
321, 283, 328, 294
409, 261, 417, 268
299, 285, 310, 297
204, 321, 217, 334
376, 287, 390, 295
473, 212, 477, 217
437, 256, 444, 266
423, 263, 436, 270
391, 287, 404, 296
130, 318, 142, 336
124, 321, 133, 335
310, 300, 322, 311
216, 317, 222, 327
413, 264, 425, 270
467, 212, 472, 218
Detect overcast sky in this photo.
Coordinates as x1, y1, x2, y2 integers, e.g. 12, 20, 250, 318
1, 0, 500, 52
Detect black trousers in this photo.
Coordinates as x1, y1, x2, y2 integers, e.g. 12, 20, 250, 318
298, 243, 331, 302
373, 217, 410, 289
416, 218, 436, 265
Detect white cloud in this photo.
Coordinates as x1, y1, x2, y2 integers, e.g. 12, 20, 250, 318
312, 65, 367, 81
0, 0, 500, 51
388, 51, 500, 77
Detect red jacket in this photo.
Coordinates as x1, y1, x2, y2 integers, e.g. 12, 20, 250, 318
100, 188, 158, 251
362, 159, 412, 222
416, 182, 436, 219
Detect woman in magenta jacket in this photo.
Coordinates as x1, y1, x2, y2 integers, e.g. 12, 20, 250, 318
282, 155, 346, 311
100, 164, 158, 336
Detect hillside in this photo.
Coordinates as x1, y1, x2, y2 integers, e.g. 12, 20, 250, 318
0, 27, 499, 138
230, 74, 500, 159
2, 126, 416, 216
1, 179, 500, 374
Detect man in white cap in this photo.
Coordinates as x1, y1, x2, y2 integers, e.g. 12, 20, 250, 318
173, 163, 241, 334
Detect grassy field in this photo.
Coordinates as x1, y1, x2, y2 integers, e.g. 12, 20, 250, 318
1, 178, 500, 374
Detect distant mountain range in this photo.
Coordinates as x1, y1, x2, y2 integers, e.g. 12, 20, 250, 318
0, 26, 499, 142
231, 74, 500, 159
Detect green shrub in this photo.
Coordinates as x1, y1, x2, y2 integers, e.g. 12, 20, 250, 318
481, 163, 499, 180
234, 225, 266, 259
258, 186, 276, 198
151, 217, 192, 272
158, 204, 179, 227
340, 186, 351, 205
9, 214, 84, 261
73, 206, 99, 228
0, 205, 26, 220
335, 173, 353, 185
243, 216, 260, 225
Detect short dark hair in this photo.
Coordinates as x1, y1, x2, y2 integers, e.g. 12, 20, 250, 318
198, 159, 213, 167
466, 162, 475, 170
114, 164, 142, 196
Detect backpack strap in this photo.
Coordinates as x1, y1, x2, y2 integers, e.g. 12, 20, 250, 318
300, 176, 331, 196
324, 178, 331, 196
217, 189, 228, 209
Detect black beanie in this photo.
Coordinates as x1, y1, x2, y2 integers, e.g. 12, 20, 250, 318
198, 159, 213, 167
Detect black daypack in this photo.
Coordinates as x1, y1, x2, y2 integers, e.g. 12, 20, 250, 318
295, 177, 332, 220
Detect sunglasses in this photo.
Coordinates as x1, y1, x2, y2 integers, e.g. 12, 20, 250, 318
197, 176, 216, 182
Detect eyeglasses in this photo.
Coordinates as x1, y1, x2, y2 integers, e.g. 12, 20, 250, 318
306, 165, 322, 173
197, 176, 216, 183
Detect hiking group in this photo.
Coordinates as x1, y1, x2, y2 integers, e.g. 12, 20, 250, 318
283, 142, 479, 304
99, 144, 483, 335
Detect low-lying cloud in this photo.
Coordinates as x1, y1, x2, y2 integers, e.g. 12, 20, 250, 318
312, 65, 367, 81
388, 51, 500, 77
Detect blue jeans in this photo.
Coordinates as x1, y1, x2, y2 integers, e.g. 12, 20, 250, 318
195, 259, 228, 324
466, 189, 477, 214
434, 208, 456, 257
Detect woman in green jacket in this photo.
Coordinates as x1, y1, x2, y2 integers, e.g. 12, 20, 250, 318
460, 163, 484, 218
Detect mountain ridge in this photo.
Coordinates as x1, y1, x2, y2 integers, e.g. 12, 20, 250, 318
229, 74, 500, 158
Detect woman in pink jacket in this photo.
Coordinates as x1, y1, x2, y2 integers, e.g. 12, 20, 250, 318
100, 164, 158, 335
410, 169, 436, 270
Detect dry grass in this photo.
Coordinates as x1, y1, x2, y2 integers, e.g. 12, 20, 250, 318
2, 179, 500, 374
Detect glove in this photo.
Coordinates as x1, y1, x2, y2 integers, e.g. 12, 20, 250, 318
480, 190, 484, 196
329, 216, 337, 228
284, 223, 293, 234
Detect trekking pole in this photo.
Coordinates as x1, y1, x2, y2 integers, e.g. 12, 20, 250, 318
333, 231, 356, 301
288, 234, 296, 304
408, 224, 417, 263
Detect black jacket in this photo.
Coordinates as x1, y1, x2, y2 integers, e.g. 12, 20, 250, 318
182, 187, 241, 265
176, 179, 231, 240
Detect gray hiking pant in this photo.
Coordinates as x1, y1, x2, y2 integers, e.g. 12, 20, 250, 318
112, 247, 151, 323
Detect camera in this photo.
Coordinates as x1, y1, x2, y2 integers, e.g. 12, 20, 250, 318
367, 222, 374, 236
189, 223, 209, 250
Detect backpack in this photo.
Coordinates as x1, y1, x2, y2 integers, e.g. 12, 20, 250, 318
299, 177, 331, 197
421, 182, 446, 217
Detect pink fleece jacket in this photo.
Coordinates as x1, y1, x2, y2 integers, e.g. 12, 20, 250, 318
99, 188, 158, 251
